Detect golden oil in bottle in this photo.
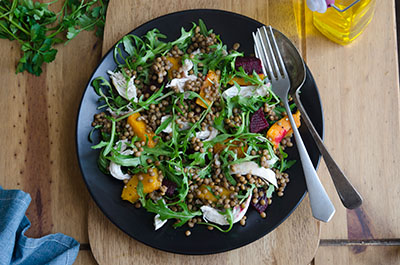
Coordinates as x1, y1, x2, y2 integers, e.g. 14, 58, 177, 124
312, 0, 376, 45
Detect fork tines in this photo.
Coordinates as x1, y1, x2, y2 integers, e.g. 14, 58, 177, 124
253, 26, 287, 81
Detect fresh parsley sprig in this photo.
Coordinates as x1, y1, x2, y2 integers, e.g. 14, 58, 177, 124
0, 0, 109, 76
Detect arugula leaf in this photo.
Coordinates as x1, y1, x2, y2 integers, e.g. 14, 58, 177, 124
198, 18, 212, 36
103, 119, 115, 156
278, 145, 296, 172
237, 184, 256, 203
144, 199, 202, 228
169, 170, 189, 205
188, 151, 207, 166
97, 149, 109, 174
205, 185, 220, 199
155, 116, 172, 134
137, 181, 146, 207
266, 184, 275, 198
190, 38, 242, 76
142, 144, 173, 157
195, 163, 213, 179
219, 156, 237, 186
107, 152, 141, 167
280, 159, 296, 172
198, 208, 234, 233
158, 163, 182, 187
91, 140, 108, 149
88, 124, 102, 143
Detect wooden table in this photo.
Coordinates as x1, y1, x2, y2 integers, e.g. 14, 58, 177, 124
0, 0, 399, 264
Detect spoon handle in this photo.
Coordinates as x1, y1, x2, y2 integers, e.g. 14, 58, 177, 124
283, 100, 335, 222
294, 92, 363, 209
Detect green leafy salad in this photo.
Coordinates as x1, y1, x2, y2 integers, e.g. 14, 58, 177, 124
90, 20, 300, 234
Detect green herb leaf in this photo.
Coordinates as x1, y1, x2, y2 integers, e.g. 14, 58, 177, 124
108, 152, 141, 167
198, 208, 234, 233
88, 124, 102, 143
137, 181, 146, 207
97, 149, 109, 174
266, 184, 275, 198
91, 140, 109, 149
154, 116, 172, 134
144, 199, 202, 228
0, 0, 109, 76
198, 18, 211, 36
103, 120, 115, 156
237, 184, 256, 203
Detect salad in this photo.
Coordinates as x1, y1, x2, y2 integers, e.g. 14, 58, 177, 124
90, 20, 300, 235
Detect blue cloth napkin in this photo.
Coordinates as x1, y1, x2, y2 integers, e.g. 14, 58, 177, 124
0, 187, 79, 265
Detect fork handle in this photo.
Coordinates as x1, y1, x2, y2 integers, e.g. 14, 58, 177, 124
283, 100, 335, 222
293, 94, 363, 209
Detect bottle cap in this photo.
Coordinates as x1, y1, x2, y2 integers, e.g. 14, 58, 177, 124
307, 0, 334, 13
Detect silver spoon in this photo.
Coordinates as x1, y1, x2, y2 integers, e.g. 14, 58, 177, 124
254, 27, 335, 222
271, 28, 363, 209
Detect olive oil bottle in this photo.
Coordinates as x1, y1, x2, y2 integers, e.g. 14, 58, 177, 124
308, 0, 376, 45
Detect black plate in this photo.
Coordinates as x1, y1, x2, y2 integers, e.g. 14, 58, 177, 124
76, 9, 324, 255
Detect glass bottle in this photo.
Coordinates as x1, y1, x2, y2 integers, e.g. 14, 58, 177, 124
308, 0, 376, 45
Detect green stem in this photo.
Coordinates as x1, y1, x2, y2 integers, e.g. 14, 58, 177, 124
0, 11, 11, 19
115, 108, 143, 122
0, 0, 19, 19
114, 91, 175, 122
55, 0, 68, 21
47, 25, 64, 38
46, 0, 60, 5
8, 18, 30, 35
79, 17, 101, 31
0, 20, 22, 43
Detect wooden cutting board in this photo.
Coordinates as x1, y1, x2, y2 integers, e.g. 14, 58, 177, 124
88, 1, 320, 264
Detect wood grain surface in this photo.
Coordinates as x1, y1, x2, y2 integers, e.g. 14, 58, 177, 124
88, 1, 320, 265
304, 0, 400, 242
315, 246, 400, 264
74, 250, 98, 265
0, 27, 102, 243
89, 196, 319, 265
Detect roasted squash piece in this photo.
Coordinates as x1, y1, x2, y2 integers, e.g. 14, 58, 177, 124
127, 112, 156, 147
197, 184, 232, 202
213, 139, 248, 158
267, 110, 301, 149
121, 169, 161, 203
196, 70, 220, 108
166, 56, 181, 79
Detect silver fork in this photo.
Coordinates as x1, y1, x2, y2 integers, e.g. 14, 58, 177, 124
253, 26, 335, 222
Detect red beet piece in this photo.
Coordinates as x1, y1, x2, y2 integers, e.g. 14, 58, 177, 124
250, 108, 269, 133
251, 188, 268, 214
162, 178, 177, 197
235, 57, 263, 74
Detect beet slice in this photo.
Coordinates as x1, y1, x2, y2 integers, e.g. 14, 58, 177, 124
235, 57, 263, 74
251, 188, 268, 214
162, 178, 177, 197
250, 108, 269, 133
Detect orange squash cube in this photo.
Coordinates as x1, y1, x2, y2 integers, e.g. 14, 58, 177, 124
197, 184, 232, 202
267, 110, 301, 149
196, 70, 220, 108
121, 169, 161, 203
127, 112, 156, 147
